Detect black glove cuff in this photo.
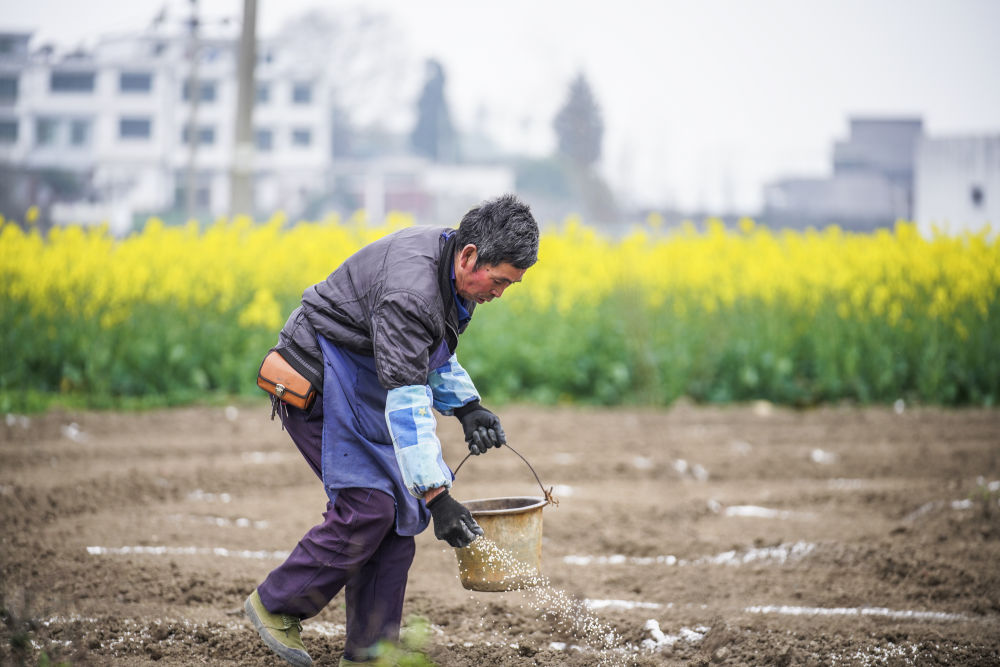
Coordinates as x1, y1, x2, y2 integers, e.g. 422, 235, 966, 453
453, 400, 482, 420
425, 489, 450, 509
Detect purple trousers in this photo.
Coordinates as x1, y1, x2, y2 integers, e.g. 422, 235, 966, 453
257, 400, 416, 661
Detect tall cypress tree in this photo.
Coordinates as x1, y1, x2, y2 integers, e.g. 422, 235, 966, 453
553, 73, 603, 168
410, 59, 458, 162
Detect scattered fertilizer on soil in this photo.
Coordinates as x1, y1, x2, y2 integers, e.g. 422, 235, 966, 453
60, 422, 89, 443
166, 514, 270, 529
40, 616, 248, 657
584, 599, 663, 611
641, 619, 709, 650
4, 413, 31, 428
827, 478, 868, 489
460, 538, 631, 665
550, 483, 575, 497
632, 456, 653, 470
304, 621, 345, 637
186, 489, 232, 503
240, 451, 292, 464
563, 541, 815, 568
723, 505, 814, 520
745, 604, 970, 622
564, 553, 678, 566
810, 448, 837, 464
828, 641, 967, 666
672, 458, 709, 481
86, 545, 289, 560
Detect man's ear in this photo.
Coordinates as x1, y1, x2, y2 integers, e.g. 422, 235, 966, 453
459, 244, 478, 269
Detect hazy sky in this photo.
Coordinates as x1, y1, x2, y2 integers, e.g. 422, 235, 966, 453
4, 0, 999, 213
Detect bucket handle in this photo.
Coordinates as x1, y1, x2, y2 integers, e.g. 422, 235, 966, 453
453, 444, 559, 507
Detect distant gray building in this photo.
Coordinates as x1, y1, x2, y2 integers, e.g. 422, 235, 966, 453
915, 135, 999, 237
762, 117, 923, 231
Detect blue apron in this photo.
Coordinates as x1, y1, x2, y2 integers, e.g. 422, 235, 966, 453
318, 336, 453, 536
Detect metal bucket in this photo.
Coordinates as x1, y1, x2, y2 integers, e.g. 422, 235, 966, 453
454, 495, 548, 591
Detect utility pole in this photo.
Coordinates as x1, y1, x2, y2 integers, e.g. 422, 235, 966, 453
184, 0, 201, 221
229, 0, 256, 218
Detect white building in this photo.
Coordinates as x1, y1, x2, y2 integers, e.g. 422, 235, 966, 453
915, 136, 999, 237
0, 27, 331, 234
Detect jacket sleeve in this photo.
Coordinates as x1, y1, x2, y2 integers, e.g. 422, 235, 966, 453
384, 384, 453, 497
428, 353, 481, 415
371, 290, 438, 390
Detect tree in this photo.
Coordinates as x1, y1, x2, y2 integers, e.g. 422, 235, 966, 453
410, 60, 458, 162
553, 73, 603, 168
551, 73, 616, 221
275, 7, 418, 138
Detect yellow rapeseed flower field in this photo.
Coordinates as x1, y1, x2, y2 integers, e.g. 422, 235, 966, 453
1, 214, 997, 409
1, 212, 410, 330
511, 218, 998, 333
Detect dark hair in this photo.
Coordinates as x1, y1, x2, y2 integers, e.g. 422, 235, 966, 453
455, 194, 539, 269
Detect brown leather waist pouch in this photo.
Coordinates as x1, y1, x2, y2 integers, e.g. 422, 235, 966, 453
256, 350, 317, 410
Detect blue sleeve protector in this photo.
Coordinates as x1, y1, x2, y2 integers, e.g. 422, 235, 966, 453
385, 384, 452, 497
427, 354, 481, 415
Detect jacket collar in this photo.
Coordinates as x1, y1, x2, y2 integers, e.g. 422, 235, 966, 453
438, 231, 475, 348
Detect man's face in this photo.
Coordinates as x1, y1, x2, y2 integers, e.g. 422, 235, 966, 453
454, 245, 527, 304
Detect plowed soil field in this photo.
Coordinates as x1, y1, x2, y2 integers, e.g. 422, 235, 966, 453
2, 402, 999, 665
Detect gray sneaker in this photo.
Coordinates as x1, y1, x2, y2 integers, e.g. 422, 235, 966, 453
244, 589, 313, 667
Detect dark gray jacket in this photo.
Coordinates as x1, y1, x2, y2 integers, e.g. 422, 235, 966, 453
275, 226, 474, 391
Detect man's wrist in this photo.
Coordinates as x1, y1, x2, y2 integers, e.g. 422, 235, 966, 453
453, 400, 481, 420
423, 486, 447, 505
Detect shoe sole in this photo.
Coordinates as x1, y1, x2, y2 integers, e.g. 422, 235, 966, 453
244, 596, 313, 667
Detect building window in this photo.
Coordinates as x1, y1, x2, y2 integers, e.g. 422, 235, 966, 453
182, 124, 216, 145
120, 71, 152, 93
256, 82, 270, 104
0, 76, 17, 104
69, 118, 91, 147
182, 79, 216, 103
119, 117, 152, 139
35, 117, 58, 146
0, 37, 18, 57
174, 183, 211, 209
50, 71, 96, 93
970, 185, 984, 209
292, 82, 312, 105
291, 128, 312, 147
0, 119, 17, 143
255, 128, 273, 152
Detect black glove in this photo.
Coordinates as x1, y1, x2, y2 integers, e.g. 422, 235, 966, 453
454, 400, 506, 455
426, 490, 484, 548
